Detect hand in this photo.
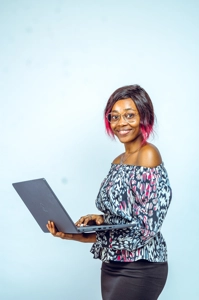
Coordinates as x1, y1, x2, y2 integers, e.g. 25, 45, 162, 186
46, 221, 96, 243
75, 214, 104, 227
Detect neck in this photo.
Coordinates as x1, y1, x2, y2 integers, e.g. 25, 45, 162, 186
124, 134, 144, 153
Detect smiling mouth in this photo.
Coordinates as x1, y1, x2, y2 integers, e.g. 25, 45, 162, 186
117, 129, 132, 135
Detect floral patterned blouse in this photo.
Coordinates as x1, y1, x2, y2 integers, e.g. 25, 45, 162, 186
90, 163, 172, 263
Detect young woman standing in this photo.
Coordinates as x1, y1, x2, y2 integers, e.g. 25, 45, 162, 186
47, 85, 172, 300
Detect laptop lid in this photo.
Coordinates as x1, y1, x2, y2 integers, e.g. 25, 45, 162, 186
12, 178, 134, 234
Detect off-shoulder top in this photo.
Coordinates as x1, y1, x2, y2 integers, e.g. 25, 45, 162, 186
90, 163, 172, 262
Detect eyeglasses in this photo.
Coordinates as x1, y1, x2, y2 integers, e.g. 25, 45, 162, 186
106, 112, 138, 124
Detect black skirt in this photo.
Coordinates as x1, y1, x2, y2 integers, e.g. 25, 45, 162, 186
101, 259, 168, 300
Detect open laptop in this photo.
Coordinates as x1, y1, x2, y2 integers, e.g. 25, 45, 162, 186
12, 178, 134, 234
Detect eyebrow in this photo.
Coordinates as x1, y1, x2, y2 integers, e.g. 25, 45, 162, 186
111, 108, 137, 113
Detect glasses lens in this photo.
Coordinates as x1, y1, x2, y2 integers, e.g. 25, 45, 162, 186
123, 113, 137, 123
107, 113, 120, 123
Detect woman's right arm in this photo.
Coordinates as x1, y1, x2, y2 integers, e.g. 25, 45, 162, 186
46, 221, 97, 243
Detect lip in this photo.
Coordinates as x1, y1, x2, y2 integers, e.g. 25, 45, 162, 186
116, 129, 132, 136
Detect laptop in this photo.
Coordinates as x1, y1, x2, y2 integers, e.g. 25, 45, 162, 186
12, 178, 134, 234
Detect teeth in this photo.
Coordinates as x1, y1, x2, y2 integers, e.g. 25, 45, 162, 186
119, 130, 130, 133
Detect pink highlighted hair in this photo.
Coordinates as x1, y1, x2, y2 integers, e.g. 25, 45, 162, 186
104, 85, 155, 144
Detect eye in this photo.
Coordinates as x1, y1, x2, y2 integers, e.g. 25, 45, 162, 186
112, 114, 120, 120
108, 113, 120, 122
125, 113, 136, 120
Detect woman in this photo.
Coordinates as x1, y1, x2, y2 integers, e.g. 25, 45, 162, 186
47, 85, 172, 300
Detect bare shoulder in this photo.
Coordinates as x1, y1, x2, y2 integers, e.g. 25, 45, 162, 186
136, 143, 162, 168
112, 153, 123, 164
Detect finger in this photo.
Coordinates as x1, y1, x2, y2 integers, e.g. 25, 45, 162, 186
46, 221, 57, 236
75, 216, 86, 226
83, 215, 93, 225
96, 216, 104, 225
75, 215, 91, 226
51, 222, 59, 235
83, 217, 90, 226
75, 220, 81, 226
96, 217, 102, 225
46, 221, 53, 232
47, 220, 54, 228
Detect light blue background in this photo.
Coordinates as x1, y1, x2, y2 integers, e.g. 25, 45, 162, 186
1, 0, 198, 299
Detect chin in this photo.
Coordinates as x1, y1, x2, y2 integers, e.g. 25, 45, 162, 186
116, 134, 141, 144
116, 136, 133, 143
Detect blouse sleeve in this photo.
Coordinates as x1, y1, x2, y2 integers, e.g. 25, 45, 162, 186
94, 164, 172, 252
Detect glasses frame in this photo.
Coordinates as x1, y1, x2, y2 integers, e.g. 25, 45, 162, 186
106, 112, 139, 124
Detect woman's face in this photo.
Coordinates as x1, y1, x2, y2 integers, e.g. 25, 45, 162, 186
110, 98, 141, 144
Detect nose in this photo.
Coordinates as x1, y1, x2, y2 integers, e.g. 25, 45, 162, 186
117, 115, 128, 126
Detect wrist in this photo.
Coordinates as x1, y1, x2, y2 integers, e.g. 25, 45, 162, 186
101, 214, 105, 223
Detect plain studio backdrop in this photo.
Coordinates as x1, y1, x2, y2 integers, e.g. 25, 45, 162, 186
0, 1, 198, 299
